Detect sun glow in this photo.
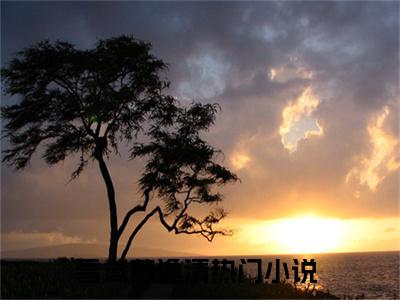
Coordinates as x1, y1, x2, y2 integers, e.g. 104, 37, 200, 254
270, 216, 344, 254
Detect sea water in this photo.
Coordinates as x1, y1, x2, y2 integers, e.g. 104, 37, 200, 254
224, 251, 399, 299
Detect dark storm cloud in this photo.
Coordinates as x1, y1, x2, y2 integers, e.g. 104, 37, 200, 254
1, 1, 398, 247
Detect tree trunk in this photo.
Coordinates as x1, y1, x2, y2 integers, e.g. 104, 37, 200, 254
96, 154, 118, 262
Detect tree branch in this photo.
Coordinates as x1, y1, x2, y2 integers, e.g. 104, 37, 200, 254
117, 188, 151, 238
170, 186, 194, 229
119, 199, 230, 260
155, 206, 231, 242
120, 206, 159, 260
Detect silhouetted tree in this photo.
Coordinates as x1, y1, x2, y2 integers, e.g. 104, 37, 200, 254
1, 35, 238, 262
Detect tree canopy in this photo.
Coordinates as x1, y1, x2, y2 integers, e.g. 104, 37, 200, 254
1, 35, 238, 261
2, 36, 176, 176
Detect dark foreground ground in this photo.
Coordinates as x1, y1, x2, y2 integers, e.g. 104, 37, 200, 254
1, 259, 338, 299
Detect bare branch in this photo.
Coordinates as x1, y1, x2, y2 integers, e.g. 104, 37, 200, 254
117, 188, 151, 238
120, 206, 160, 260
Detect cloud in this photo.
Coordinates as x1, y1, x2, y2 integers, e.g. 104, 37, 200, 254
346, 106, 399, 191
279, 87, 323, 152
1, 1, 399, 251
177, 45, 231, 100
270, 57, 314, 83
1, 231, 97, 251
270, 65, 313, 82
230, 152, 251, 171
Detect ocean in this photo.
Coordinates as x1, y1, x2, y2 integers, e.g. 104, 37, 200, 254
221, 251, 399, 299
5, 251, 398, 298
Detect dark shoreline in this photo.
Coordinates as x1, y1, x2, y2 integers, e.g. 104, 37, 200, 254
1, 259, 339, 299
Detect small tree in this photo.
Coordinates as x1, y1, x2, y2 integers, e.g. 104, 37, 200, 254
1, 35, 238, 262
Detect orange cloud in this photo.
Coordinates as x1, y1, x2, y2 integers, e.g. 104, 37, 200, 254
279, 87, 323, 152
346, 106, 399, 191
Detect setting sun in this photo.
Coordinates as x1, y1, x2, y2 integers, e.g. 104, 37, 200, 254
271, 216, 344, 254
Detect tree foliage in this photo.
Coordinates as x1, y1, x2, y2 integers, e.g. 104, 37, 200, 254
1, 35, 238, 261
2, 36, 176, 175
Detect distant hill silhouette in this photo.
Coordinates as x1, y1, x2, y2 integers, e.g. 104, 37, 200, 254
1, 243, 200, 259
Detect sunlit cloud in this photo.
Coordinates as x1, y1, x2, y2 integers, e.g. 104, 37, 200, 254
270, 68, 277, 80
279, 87, 323, 152
270, 60, 313, 83
346, 106, 399, 191
269, 66, 313, 82
229, 135, 259, 171
230, 152, 251, 170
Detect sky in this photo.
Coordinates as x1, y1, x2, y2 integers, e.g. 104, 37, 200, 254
1, 1, 399, 256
